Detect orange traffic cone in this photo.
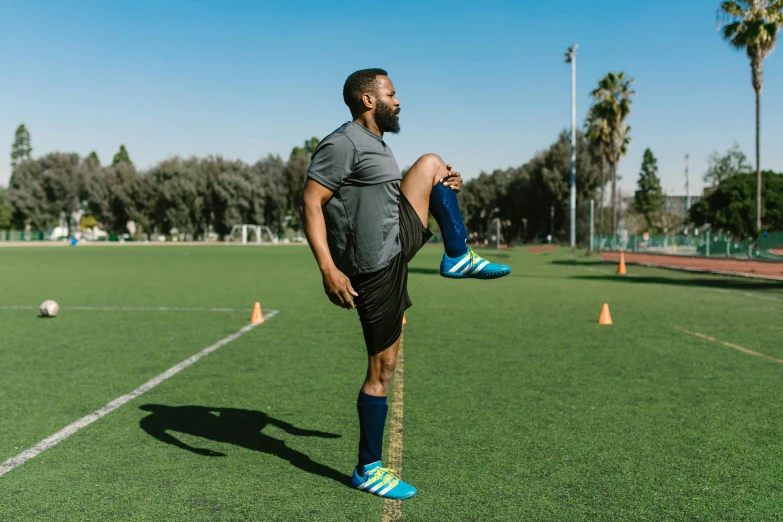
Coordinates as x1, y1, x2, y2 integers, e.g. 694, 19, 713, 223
250, 302, 264, 324
598, 303, 612, 325
617, 252, 627, 275
402, 314, 407, 325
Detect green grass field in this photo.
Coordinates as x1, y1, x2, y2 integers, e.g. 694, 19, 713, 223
1, 244, 783, 521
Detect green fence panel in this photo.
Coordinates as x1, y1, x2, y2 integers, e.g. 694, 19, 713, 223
0, 230, 50, 242
757, 232, 783, 260
593, 233, 770, 260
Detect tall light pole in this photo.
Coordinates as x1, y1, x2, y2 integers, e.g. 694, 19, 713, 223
685, 154, 690, 211
565, 44, 578, 249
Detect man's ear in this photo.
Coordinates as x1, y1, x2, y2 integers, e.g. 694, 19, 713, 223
361, 92, 375, 110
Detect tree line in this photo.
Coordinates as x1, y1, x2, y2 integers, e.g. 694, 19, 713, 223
2, 122, 781, 243
1, 122, 616, 244
2, 124, 316, 239
628, 143, 783, 239
5, 128, 781, 246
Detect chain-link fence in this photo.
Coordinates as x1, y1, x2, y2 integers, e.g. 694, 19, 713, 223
592, 232, 783, 261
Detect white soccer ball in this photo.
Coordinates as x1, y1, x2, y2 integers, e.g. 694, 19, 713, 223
40, 300, 59, 317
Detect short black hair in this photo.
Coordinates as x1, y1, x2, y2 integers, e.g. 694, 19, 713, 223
343, 68, 388, 116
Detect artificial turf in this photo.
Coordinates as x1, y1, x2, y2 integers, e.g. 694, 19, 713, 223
1, 245, 782, 521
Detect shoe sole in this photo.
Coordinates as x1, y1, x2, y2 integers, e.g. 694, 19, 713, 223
353, 486, 417, 500
440, 270, 511, 280
390, 491, 417, 500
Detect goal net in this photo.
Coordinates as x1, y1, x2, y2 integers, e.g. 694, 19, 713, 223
228, 225, 278, 245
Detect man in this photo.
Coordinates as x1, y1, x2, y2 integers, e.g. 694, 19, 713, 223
301, 68, 510, 500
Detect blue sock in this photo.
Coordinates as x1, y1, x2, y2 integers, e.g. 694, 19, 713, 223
429, 182, 468, 258
357, 392, 388, 468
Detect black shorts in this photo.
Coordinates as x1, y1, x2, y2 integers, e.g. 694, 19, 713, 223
350, 194, 432, 355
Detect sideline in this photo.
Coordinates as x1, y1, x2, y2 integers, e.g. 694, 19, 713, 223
382, 331, 406, 522
0, 305, 250, 312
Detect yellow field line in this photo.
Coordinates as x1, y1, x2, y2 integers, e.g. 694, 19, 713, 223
674, 326, 783, 365
382, 332, 405, 522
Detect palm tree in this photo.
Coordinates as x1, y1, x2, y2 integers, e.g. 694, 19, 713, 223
718, 0, 783, 232
586, 107, 630, 234
590, 72, 635, 235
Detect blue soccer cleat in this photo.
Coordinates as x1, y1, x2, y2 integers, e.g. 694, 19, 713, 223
352, 462, 417, 500
440, 247, 511, 279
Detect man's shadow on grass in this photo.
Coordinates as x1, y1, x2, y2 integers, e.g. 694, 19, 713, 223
568, 273, 783, 291
138, 404, 350, 486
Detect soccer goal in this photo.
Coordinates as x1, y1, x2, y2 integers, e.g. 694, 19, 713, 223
228, 224, 278, 245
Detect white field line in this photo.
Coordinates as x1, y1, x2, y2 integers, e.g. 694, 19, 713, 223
0, 305, 248, 312
565, 264, 783, 304
0, 310, 279, 478
674, 326, 783, 365
700, 287, 783, 304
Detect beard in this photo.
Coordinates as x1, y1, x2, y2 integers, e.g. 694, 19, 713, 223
375, 101, 400, 134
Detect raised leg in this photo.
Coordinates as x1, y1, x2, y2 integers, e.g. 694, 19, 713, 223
400, 153, 451, 227
401, 154, 469, 258
401, 153, 511, 279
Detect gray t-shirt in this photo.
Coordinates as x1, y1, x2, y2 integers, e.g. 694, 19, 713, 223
306, 121, 402, 276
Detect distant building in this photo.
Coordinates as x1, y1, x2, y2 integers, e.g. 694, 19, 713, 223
664, 195, 701, 218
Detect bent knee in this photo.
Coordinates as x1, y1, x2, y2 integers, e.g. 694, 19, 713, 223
410, 153, 448, 185
416, 153, 445, 168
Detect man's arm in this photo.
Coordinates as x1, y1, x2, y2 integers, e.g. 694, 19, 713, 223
300, 179, 358, 310
139, 417, 225, 456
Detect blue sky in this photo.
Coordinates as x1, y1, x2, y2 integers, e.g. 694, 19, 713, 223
1, 0, 782, 197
